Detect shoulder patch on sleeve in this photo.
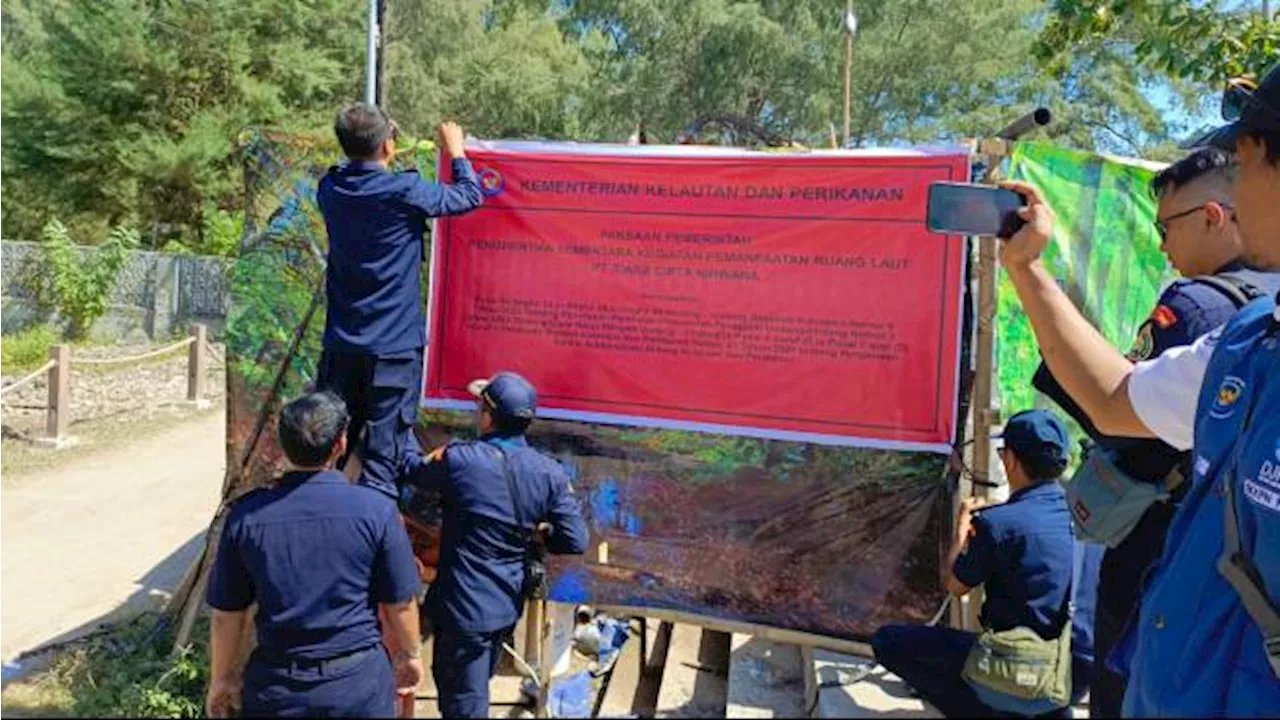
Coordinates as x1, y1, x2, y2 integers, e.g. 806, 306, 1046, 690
1150, 304, 1178, 329
1128, 321, 1157, 360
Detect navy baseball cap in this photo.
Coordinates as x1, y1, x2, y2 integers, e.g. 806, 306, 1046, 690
467, 372, 537, 419
1184, 62, 1280, 150
994, 409, 1070, 468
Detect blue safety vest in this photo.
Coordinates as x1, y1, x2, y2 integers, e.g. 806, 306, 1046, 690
1119, 294, 1280, 717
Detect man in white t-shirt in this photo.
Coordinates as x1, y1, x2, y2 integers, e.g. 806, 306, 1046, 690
996, 64, 1280, 716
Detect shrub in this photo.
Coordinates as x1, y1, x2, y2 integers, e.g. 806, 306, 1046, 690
1, 324, 59, 373
38, 220, 139, 339
41, 614, 209, 718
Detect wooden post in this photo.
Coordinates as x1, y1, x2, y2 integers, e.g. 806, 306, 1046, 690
187, 324, 210, 408
44, 344, 72, 447
537, 598, 551, 719
522, 597, 548, 717
955, 144, 1008, 631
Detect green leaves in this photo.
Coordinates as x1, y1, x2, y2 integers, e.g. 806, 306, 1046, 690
5, 0, 1266, 252
1039, 0, 1279, 86
36, 219, 139, 339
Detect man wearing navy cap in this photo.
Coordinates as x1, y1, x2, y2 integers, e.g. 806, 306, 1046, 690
871, 409, 1096, 717
997, 62, 1280, 715
402, 371, 589, 718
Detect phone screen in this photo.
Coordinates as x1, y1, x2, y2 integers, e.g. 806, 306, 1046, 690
926, 182, 1026, 238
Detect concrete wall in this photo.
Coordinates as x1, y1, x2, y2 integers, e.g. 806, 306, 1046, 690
1, 240, 229, 342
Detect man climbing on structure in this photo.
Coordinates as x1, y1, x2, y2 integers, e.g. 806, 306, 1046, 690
315, 103, 483, 503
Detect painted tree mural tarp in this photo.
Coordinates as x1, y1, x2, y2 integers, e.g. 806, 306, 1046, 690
225, 134, 960, 643
223, 134, 1174, 642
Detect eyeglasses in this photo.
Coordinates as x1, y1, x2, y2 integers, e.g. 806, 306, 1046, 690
1155, 203, 1235, 240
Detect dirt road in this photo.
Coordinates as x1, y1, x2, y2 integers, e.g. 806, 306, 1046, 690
1, 409, 224, 664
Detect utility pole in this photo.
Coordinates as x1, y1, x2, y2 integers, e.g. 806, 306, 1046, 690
842, 1, 858, 147
375, 0, 388, 108
364, 0, 378, 105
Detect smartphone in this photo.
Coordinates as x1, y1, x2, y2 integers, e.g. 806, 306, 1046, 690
926, 182, 1027, 239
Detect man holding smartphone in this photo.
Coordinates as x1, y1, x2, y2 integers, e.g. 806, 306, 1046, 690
996, 63, 1280, 716
1030, 146, 1267, 718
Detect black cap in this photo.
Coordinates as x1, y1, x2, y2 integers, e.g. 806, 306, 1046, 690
1184, 62, 1280, 150
467, 372, 537, 420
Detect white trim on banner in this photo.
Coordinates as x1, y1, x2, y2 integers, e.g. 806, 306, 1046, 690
464, 138, 972, 160
421, 396, 953, 455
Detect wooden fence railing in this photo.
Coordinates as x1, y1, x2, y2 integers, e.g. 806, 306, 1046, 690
0, 324, 211, 448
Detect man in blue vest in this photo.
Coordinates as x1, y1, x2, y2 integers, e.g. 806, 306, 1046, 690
1032, 146, 1268, 717
996, 62, 1280, 715
205, 391, 423, 718
316, 103, 483, 504
871, 409, 1097, 718
403, 371, 589, 718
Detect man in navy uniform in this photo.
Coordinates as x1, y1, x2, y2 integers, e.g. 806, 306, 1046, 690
995, 62, 1280, 715
871, 409, 1097, 717
316, 103, 483, 503
1031, 146, 1269, 717
403, 371, 589, 718
204, 391, 423, 718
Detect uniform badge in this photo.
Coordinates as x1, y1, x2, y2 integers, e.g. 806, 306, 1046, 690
1209, 375, 1246, 419
1128, 323, 1155, 361
1151, 305, 1178, 329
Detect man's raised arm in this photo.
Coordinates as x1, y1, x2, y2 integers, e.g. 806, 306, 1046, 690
997, 180, 1156, 440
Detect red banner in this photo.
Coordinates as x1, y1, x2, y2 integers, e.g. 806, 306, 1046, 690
426, 143, 968, 452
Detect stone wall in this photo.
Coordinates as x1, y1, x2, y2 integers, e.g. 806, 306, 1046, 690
1, 240, 230, 342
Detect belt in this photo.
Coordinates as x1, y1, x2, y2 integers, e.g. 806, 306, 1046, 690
257, 646, 377, 674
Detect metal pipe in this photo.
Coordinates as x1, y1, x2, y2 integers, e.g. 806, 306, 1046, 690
997, 108, 1052, 141
364, 0, 378, 105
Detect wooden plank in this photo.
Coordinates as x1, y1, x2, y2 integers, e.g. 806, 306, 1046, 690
594, 605, 872, 658
800, 645, 817, 718
655, 625, 729, 718
725, 634, 806, 718
597, 618, 647, 718
811, 649, 939, 719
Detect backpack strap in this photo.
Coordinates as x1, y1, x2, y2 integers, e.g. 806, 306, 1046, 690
1193, 273, 1265, 309
1219, 479, 1280, 678
1055, 540, 1083, 632
494, 445, 532, 537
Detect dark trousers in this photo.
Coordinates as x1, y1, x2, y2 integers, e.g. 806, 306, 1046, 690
1091, 499, 1177, 719
871, 624, 1089, 718
241, 646, 393, 718
316, 348, 424, 501
432, 627, 511, 719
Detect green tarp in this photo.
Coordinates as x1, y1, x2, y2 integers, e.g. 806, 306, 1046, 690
999, 142, 1171, 437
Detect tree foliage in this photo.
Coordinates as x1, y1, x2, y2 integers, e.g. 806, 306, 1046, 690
1, 0, 1244, 253
1038, 1, 1279, 86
